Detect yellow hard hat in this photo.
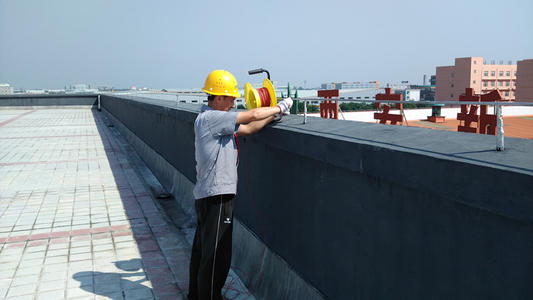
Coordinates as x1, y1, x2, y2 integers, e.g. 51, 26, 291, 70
202, 70, 241, 98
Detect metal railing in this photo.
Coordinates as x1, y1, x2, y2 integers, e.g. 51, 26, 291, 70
297, 97, 533, 151
103, 90, 533, 152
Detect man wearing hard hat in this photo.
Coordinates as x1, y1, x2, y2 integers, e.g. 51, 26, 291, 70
188, 70, 292, 300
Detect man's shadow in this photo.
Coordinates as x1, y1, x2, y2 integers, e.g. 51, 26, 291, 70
73, 258, 153, 299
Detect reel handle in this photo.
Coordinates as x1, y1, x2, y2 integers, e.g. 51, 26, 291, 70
248, 68, 271, 80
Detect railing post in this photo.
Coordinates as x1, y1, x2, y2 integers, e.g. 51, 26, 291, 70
303, 100, 308, 124
496, 103, 504, 151
97, 94, 101, 111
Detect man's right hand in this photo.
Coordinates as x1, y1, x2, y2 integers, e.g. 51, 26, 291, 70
277, 98, 293, 115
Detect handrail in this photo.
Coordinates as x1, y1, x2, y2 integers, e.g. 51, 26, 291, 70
297, 97, 533, 152
102, 91, 533, 152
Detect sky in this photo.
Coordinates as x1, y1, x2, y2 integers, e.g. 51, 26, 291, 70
1, 0, 532, 90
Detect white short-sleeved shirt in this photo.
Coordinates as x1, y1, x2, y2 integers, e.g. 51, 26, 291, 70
193, 105, 240, 199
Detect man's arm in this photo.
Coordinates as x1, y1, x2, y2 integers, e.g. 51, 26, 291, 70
235, 98, 293, 136
237, 116, 275, 136
235, 106, 280, 125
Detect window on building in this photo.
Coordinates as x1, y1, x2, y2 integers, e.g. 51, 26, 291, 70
506, 71, 510, 76
506, 81, 509, 87
451, 84, 454, 87
483, 82, 488, 87
474, 69, 477, 73
474, 60, 477, 64
514, 72, 517, 76
499, 71, 503, 76
473, 80, 476, 84
491, 71, 495, 76
499, 81, 503, 86
451, 94, 454, 98
505, 91, 509, 97
491, 81, 495, 87
484, 71, 488, 76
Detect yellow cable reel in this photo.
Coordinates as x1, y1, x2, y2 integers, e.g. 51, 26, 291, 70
244, 78, 277, 110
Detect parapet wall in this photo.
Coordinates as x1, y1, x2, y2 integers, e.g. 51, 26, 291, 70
0, 94, 97, 106
13, 94, 531, 299
99, 94, 533, 299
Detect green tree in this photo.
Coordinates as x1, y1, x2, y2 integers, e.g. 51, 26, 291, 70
339, 102, 375, 111
298, 102, 318, 112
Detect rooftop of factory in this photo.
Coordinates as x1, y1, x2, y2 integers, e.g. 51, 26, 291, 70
1, 93, 532, 300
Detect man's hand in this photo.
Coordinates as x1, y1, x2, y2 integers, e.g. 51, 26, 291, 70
277, 97, 293, 115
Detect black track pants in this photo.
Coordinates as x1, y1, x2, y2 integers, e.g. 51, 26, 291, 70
188, 194, 234, 300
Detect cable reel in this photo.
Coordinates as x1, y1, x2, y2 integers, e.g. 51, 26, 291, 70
244, 68, 277, 110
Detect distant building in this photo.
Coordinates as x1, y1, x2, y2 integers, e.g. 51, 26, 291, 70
0, 83, 14, 94
430, 75, 436, 86
403, 89, 421, 101
337, 81, 379, 90
66, 84, 98, 93
320, 81, 379, 90
338, 89, 382, 101
436, 57, 517, 101
408, 84, 435, 101
97, 86, 114, 92
386, 82, 410, 90
72, 84, 88, 91
320, 82, 338, 90
515, 59, 533, 102
26, 89, 46, 94
46, 89, 66, 94
420, 87, 435, 101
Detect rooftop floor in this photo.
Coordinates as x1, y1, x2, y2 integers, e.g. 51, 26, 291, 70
0, 108, 252, 300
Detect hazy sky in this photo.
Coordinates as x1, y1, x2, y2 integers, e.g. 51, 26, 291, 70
1, 0, 532, 90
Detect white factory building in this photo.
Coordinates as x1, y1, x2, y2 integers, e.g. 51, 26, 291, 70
0, 84, 14, 95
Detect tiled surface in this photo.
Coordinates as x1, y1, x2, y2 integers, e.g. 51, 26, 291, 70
0, 108, 253, 300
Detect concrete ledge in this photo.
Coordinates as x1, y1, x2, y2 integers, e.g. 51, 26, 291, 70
0, 94, 97, 106
0, 105, 95, 110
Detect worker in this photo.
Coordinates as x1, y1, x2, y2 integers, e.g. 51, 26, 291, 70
188, 70, 292, 300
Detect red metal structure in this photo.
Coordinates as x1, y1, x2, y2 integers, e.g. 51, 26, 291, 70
479, 90, 501, 135
457, 88, 480, 133
374, 88, 403, 125
318, 89, 339, 119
